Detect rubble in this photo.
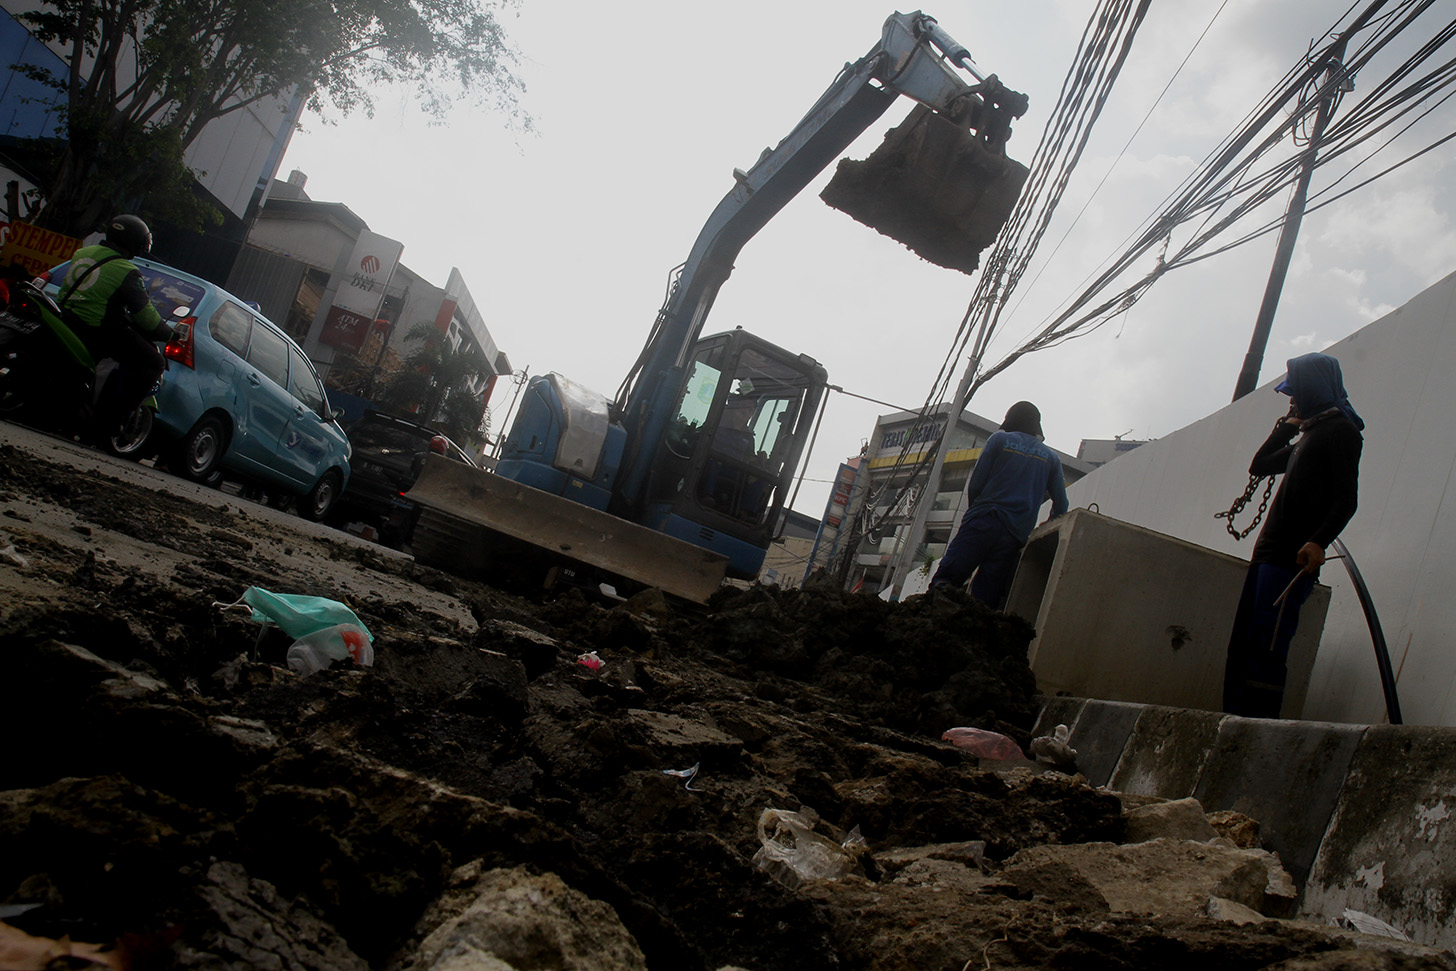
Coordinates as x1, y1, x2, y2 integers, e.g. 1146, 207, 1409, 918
1, 439, 1454, 970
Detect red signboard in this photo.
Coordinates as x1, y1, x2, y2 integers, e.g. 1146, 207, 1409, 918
831, 465, 857, 509
319, 305, 372, 353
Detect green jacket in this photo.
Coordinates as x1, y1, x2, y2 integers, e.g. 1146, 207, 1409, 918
60, 245, 166, 340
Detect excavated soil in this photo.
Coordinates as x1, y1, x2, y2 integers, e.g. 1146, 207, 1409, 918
1, 435, 1452, 971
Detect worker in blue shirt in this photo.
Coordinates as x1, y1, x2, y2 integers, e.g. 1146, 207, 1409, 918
931, 400, 1069, 607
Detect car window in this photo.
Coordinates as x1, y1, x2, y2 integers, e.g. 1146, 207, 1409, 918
246, 323, 290, 388
137, 268, 206, 320
288, 347, 326, 415
350, 419, 434, 453
209, 302, 253, 357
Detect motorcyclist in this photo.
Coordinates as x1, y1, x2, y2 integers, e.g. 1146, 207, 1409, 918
58, 214, 175, 441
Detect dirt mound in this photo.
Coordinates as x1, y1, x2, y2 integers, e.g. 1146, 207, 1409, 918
2, 434, 1451, 970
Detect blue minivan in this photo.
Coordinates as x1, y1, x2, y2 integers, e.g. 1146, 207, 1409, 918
45, 258, 352, 519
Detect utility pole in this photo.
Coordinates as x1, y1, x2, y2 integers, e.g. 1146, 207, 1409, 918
1232, 1, 1379, 400
884, 310, 993, 597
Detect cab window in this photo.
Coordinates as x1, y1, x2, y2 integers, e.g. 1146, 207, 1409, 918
246, 323, 290, 388
288, 347, 326, 415
137, 268, 205, 320
209, 302, 252, 357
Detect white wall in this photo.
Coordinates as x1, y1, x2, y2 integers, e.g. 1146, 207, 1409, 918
248, 216, 355, 270
1, 0, 295, 220
1066, 269, 1456, 726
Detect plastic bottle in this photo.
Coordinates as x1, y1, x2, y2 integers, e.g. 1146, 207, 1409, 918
286, 623, 375, 675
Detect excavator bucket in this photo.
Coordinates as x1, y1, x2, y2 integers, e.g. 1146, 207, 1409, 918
821, 105, 1030, 274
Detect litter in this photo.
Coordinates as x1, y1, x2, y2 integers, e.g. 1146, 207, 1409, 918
0, 534, 27, 568
662, 762, 701, 791
214, 586, 374, 666
576, 651, 603, 672
941, 726, 1025, 760
1336, 908, 1411, 941
214, 586, 373, 640
751, 808, 861, 889
1028, 723, 1079, 771
285, 623, 375, 675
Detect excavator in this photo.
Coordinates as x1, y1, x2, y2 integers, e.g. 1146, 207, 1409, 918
406, 10, 1030, 603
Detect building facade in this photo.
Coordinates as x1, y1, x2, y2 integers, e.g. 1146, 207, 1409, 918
807, 404, 1090, 593
225, 174, 510, 441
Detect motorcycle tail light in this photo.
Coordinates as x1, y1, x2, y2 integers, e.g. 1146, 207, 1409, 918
164, 316, 197, 369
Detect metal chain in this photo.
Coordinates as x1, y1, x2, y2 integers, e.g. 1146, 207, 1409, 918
1215, 472, 1276, 540
1211, 416, 1292, 544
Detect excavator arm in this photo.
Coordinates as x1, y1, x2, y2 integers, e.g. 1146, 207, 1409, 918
613, 11, 1029, 509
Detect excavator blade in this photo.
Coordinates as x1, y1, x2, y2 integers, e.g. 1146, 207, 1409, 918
821, 105, 1029, 274
406, 455, 729, 604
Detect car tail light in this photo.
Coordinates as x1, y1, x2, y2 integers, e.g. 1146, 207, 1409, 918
164, 316, 197, 368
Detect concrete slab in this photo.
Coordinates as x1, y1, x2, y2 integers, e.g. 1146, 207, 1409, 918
1063, 700, 1143, 788
1006, 509, 1327, 717
1194, 717, 1365, 888
1109, 705, 1226, 799
1303, 725, 1456, 951
1031, 696, 1085, 739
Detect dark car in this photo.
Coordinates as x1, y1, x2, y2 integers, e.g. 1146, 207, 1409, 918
333, 410, 477, 546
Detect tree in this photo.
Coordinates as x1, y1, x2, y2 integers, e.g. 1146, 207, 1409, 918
377, 322, 491, 446
19, 0, 529, 236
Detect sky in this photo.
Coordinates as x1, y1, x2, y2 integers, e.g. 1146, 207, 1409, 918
277, 0, 1456, 518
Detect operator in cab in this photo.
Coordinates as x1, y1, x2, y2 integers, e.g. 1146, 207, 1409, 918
59, 214, 175, 442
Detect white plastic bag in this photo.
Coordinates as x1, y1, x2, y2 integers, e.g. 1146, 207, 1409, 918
286, 623, 375, 675
751, 808, 859, 888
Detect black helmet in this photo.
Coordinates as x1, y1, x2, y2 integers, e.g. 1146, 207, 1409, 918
103, 214, 152, 258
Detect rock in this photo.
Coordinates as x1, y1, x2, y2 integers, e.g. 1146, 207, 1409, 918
1207, 895, 1270, 925
886, 857, 998, 894
1002, 838, 1296, 918
1000, 860, 1111, 916
1209, 808, 1262, 848
1124, 796, 1221, 843
402, 865, 647, 971
875, 840, 988, 873
475, 620, 560, 681
184, 860, 369, 971
1262, 949, 1456, 970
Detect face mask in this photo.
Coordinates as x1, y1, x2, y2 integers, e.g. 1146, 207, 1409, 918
214, 587, 375, 670
215, 586, 374, 641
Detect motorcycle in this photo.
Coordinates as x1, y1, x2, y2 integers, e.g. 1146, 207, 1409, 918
0, 279, 163, 457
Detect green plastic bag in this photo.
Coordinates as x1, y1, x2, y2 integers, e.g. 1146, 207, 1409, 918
216, 587, 374, 642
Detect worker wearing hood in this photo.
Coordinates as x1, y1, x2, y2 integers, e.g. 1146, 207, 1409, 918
930, 400, 1069, 608
1224, 352, 1364, 718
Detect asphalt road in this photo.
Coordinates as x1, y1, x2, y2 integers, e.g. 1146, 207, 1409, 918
0, 418, 477, 631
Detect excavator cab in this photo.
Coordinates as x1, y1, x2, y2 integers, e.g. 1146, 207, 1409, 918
643, 329, 827, 578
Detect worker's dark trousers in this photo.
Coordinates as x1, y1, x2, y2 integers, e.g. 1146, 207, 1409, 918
930, 512, 1023, 609
1223, 562, 1315, 718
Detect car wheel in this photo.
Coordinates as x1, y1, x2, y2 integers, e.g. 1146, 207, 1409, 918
106, 406, 155, 460
300, 469, 342, 521
179, 415, 228, 483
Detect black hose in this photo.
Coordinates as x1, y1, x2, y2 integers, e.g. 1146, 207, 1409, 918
1331, 537, 1402, 724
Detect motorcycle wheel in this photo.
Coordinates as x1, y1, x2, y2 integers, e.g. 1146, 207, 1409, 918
106, 406, 155, 460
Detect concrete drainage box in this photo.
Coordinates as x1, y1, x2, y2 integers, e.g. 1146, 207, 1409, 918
1004, 508, 1328, 717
